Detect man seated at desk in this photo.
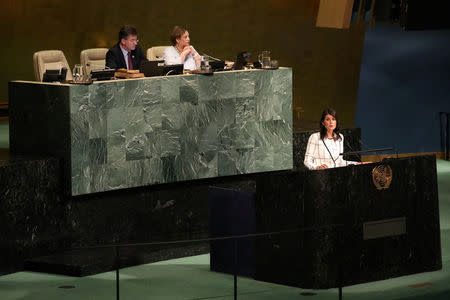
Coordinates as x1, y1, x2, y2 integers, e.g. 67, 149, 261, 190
106, 25, 148, 70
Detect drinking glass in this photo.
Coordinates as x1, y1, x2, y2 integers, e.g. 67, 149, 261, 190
72, 64, 86, 83
270, 59, 279, 68
258, 51, 271, 68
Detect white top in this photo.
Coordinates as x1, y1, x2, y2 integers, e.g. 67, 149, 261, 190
163, 45, 199, 70
119, 44, 131, 69
304, 132, 357, 170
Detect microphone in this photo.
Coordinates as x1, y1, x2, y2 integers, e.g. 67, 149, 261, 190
342, 136, 369, 165
86, 63, 113, 70
343, 138, 357, 166
340, 147, 394, 155
200, 52, 223, 62
340, 147, 394, 163
358, 138, 380, 162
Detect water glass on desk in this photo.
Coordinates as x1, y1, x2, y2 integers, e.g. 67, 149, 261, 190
258, 51, 271, 68
200, 57, 211, 71
73, 64, 86, 83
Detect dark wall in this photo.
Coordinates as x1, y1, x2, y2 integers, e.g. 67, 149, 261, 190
0, 0, 366, 127
355, 24, 450, 153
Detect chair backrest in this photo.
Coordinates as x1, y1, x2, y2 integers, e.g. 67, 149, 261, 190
80, 48, 108, 74
146, 46, 169, 60
33, 50, 73, 82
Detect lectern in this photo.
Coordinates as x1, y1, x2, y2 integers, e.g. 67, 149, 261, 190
210, 155, 442, 288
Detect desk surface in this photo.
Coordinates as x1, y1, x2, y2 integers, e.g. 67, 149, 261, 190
12, 67, 291, 86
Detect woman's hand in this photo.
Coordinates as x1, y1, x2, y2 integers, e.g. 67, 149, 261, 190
180, 46, 200, 68
179, 46, 192, 63
316, 164, 328, 170
182, 46, 193, 56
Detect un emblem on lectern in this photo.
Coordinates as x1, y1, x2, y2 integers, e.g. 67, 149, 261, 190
372, 165, 393, 190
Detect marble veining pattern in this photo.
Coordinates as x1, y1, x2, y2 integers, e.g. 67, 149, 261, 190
70, 69, 293, 195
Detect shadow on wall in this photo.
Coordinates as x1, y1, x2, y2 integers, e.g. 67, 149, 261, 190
355, 24, 450, 153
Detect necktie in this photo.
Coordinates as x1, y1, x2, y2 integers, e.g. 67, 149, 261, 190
127, 52, 133, 70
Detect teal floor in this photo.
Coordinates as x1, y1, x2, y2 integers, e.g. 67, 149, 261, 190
1, 119, 450, 299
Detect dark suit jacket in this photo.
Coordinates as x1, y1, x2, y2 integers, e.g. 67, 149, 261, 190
105, 43, 148, 70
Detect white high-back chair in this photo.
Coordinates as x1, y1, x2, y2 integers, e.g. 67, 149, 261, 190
33, 50, 73, 82
80, 48, 108, 74
146, 46, 169, 60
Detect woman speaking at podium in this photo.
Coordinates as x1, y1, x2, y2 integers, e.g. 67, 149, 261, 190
304, 108, 358, 170
163, 26, 201, 70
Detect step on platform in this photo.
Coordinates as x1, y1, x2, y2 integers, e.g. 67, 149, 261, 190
24, 243, 209, 277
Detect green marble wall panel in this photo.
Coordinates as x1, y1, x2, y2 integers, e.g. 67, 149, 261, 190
70, 68, 292, 195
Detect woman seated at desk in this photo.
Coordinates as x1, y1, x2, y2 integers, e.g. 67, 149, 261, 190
304, 108, 359, 170
163, 26, 201, 70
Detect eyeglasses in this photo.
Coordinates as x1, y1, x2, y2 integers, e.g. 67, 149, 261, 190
127, 38, 139, 43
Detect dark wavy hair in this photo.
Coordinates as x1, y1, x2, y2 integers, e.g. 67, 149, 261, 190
319, 108, 341, 141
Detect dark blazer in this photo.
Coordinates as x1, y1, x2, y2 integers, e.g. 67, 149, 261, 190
105, 43, 148, 70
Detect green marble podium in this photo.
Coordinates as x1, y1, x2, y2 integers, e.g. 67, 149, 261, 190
9, 68, 293, 195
